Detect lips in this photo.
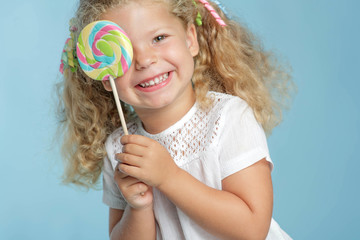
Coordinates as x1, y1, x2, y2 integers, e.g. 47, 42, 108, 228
135, 72, 172, 92
138, 72, 169, 88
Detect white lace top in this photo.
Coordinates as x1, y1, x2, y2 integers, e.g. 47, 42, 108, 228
102, 92, 291, 240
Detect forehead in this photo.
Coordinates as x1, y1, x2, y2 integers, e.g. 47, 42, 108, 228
101, 1, 184, 34
112, 0, 171, 12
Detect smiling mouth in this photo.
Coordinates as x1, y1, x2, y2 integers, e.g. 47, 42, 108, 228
138, 73, 169, 88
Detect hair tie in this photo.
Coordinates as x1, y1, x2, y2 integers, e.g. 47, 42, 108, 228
197, 0, 227, 27
60, 18, 79, 74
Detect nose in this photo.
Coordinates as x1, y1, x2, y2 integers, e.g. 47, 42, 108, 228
134, 46, 157, 71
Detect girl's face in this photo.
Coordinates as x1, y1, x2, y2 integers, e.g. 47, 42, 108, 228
101, 1, 199, 116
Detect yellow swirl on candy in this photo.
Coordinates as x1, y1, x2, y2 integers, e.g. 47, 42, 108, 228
76, 21, 133, 80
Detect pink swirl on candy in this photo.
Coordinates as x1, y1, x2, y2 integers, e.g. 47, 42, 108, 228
76, 21, 133, 81
198, 0, 226, 26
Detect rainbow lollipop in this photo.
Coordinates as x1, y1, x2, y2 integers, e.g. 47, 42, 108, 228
77, 20, 133, 135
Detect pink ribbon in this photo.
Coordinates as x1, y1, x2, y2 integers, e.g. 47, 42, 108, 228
198, 0, 226, 26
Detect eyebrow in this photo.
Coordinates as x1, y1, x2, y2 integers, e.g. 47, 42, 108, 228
146, 25, 174, 35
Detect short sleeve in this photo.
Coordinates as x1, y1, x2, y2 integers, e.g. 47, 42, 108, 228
218, 97, 273, 180
102, 135, 127, 209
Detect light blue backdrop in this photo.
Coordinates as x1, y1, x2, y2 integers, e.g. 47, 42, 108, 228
1, 0, 359, 239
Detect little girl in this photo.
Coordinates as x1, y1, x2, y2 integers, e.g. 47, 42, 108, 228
58, 0, 293, 239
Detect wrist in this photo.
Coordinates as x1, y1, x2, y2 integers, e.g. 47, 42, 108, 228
158, 166, 183, 193
129, 202, 153, 213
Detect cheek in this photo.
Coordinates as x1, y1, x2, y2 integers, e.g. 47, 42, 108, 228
162, 45, 179, 60
164, 46, 195, 72
115, 75, 131, 93
163, 38, 189, 58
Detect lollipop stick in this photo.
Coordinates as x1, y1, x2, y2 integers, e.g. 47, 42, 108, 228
109, 76, 129, 135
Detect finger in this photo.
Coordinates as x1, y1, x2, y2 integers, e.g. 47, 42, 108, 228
116, 153, 142, 167
125, 182, 149, 197
126, 178, 143, 188
114, 167, 128, 180
118, 163, 142, 179
121, 143, 146, 156
114, 163, 127, 177
120, 134, 153, 147
115, 177, 148, 199
115, 175, 143, 189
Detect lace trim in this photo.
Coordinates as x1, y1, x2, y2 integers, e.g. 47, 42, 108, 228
110, 92, 233, 166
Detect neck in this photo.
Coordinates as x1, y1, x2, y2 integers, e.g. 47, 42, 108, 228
135, 88, 196, 134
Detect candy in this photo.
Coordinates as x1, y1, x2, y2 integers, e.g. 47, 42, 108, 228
76, 20, 133, 81
76, 20, 133, 135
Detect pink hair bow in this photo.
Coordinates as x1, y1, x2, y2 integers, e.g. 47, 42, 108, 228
198, 0, 227, 26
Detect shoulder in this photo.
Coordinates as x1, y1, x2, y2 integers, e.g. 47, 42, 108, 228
207, 91, 251, 122
208, 92, 266, 145
209, 91, 249, 109
193, 91, 252, 146
212, 92, 273, 177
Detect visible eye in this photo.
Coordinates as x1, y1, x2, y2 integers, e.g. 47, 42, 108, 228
153, 35, 166, 43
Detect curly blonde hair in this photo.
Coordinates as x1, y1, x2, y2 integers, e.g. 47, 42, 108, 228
57, 0, 294, 188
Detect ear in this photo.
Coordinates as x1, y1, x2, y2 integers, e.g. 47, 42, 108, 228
101, 80, 113, 92
186, 23, 199, 57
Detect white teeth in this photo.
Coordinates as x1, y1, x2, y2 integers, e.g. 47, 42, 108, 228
139, 73, 169, 88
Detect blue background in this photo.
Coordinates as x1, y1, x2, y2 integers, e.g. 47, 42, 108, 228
1, 0, 359, 239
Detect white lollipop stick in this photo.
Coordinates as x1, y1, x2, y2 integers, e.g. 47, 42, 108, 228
109, 76, 129, 135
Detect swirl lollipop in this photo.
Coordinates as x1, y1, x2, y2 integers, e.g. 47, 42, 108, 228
77, 20, 133, 135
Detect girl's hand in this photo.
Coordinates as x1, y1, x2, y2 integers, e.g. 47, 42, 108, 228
116, 134, 179, 188
114, 163, 153, 210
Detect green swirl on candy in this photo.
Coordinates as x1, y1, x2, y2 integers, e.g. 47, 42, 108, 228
76, 20, 133, 81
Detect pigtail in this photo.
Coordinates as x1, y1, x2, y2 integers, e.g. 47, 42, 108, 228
192, 1, 293, 134
58, 69, 112, 188
57, 0, 139, 188
58, 64, 135, 188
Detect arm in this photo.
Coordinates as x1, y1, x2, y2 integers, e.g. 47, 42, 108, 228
159, 158, 273, 240
118, 135, 273, 240
109, 205, 155, 240
109, 167, 156, 240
